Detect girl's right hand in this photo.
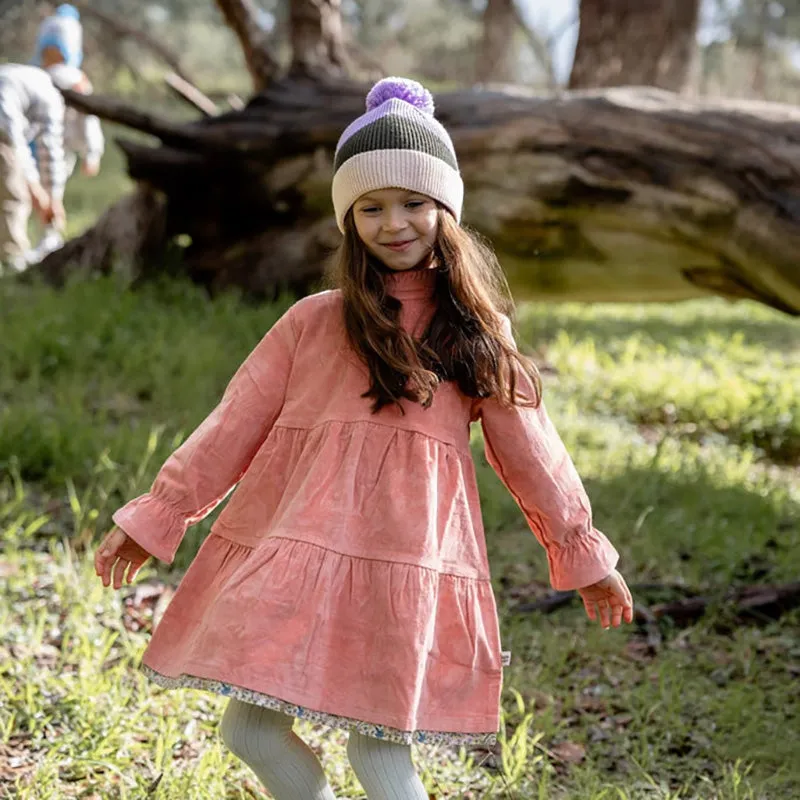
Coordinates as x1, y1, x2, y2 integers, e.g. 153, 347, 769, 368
94, 526, 152, 589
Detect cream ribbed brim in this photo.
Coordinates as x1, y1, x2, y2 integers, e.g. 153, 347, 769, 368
332, 149, 464, 232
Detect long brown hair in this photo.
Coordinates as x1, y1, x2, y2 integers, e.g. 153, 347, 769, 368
328, 207, 542, 414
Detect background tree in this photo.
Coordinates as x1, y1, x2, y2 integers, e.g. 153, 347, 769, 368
477, 0, 517, 83
699, 0, 800, 99
569, 0, 702, 91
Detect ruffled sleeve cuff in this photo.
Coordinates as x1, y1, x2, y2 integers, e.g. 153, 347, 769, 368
112, 493, 187, 565
546, 527, 620, 591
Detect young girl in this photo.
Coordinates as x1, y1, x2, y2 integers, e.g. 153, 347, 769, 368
95, 77, 634, 800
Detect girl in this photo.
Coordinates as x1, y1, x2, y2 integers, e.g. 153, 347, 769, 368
95, 77, 634, 800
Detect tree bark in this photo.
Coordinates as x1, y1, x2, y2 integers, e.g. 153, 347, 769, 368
289, 0, 350, 80
37, 81, 800, 315
477, 0, 517, 84
164, 72, 219, 117
569, 0, 701, 92
215, 0, 280, 91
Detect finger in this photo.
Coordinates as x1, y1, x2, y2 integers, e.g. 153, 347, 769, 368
95, 540, 115, 583
598, 601, 612, 629
95, 537, 114, 572
582, 596, 596, 620
112, 558, 128, 590
621, 584, 634, 620
126, 558, 143, 583
97, 546, 114, 586
93, 546, 105, 577
611, 602, 624, 628
623, 601, 635, 624
101, 558, 113, 587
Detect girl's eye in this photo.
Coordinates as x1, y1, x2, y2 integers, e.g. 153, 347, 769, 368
406, 200, 425, 209
360, 206, 380, 214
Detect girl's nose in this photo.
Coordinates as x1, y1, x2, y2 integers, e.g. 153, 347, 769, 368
382, 208, 407, 232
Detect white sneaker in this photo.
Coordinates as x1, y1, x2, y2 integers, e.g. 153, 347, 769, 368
26, 227, 64, 265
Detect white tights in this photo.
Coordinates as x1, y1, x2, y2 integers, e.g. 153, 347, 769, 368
219, 698, 429, 800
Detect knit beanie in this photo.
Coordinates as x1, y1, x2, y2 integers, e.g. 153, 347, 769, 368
34, 5, 83, 69
331, 77, 463, 233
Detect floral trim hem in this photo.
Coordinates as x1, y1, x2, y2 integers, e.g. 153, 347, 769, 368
140, 664, 498, 747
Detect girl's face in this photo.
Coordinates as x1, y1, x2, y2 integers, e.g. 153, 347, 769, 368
352, 188, 439, 272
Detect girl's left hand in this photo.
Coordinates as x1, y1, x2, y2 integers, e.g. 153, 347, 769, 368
578, 569, 634, 629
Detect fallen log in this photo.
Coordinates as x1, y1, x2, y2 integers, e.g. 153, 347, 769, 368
512, 581, 800, 626
650, 581, 800, 626
32, 80, 800, 313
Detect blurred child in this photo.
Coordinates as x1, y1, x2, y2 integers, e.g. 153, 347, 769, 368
28, 4, 104, 262
0, 64, 65, 272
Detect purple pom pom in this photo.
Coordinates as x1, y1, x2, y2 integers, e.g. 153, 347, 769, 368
365, 77, 435, 115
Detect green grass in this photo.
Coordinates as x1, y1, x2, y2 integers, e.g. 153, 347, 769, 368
517, 303, 800, 463
1, 273, 799, 798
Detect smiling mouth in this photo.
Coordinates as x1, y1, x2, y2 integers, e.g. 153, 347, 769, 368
382, 240, 416, 251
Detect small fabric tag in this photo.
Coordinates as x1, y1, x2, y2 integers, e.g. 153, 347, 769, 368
501, 650, 511, 666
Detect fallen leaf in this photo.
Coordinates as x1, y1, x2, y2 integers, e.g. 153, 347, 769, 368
626, 639, 656, 662
550, 741, 586, 764
575, 694, 607, 714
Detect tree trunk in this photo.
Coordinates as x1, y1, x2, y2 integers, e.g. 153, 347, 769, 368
34, 81, 800, 315
751, 0, 769, 96
215, 0, 280, 91
289, 0, 350, 80
477, 0, 517, 84
569, 0, 701, 92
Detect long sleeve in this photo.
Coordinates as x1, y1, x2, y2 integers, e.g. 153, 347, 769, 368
477, 320, 619, 590
32, 89, 66, 200
0, 93, 38, 185
82, 114, 104, 167
66, 110, 103, 168
112, 308, 297, 564
0, 65, 65, 196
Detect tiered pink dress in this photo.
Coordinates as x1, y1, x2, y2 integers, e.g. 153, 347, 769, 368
113, 268, 618, 746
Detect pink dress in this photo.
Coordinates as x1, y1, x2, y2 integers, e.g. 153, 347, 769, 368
113, 268, 618, 746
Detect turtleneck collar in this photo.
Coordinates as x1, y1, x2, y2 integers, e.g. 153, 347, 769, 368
382, 266, 438, 301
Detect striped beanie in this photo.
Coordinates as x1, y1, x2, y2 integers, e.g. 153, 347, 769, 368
331, 77, 463, 232
34, 5, 84, 69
